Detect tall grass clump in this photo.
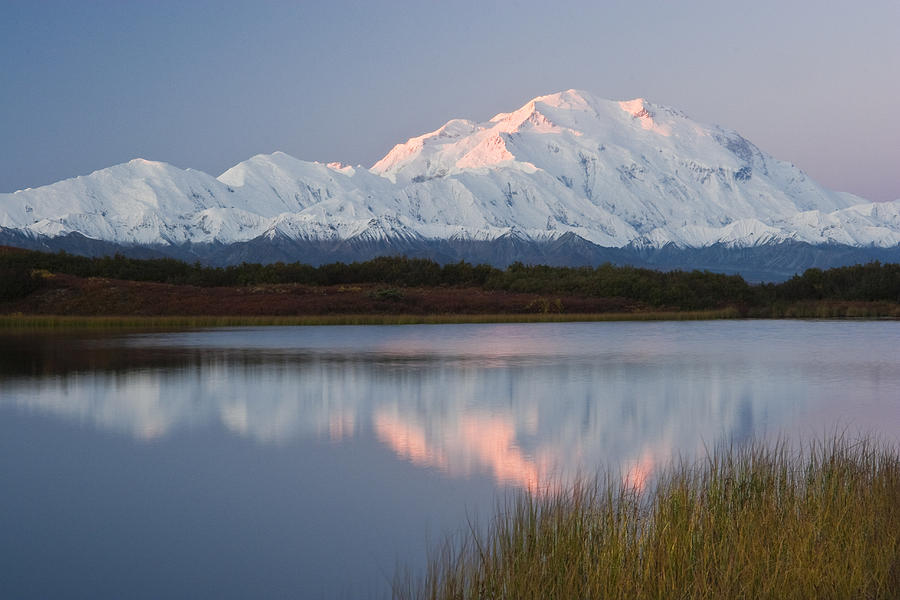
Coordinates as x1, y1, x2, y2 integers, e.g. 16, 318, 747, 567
395, 437, 900, 599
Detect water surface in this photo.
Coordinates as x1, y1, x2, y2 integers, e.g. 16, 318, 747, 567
1, 321, 897, 598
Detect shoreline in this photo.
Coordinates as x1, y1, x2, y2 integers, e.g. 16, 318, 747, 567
0, 310, 739, 330
2, 307, 899, 330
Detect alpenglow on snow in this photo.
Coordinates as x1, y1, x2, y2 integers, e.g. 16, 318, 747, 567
2, 89, 899, 265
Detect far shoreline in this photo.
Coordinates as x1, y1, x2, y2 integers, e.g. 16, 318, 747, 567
3, 249, 899, 327
2, 306, 899, 331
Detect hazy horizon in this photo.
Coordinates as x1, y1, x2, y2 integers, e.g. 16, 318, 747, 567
2, 0, 898, 201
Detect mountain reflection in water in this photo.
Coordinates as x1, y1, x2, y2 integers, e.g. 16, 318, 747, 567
2, 322, 898, 492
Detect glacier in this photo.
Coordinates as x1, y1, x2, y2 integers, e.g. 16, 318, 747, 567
2, 89, 899, 276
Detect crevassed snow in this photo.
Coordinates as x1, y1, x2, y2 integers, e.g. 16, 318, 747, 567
2, 89, 898, 250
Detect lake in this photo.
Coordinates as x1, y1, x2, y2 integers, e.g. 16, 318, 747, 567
1, 320, 898, 598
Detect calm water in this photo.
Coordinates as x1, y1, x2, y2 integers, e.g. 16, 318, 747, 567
1, 321, 898, 598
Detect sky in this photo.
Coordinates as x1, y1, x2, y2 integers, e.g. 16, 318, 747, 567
1, 0, 898, 201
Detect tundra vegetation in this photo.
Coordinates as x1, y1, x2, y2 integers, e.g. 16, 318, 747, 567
393, 437, 900, 599
1, 247, 899, 324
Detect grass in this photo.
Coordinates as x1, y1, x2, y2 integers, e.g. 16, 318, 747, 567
0, 308, 742, 330
756, 301, 900, 319
394, 437, 900, 599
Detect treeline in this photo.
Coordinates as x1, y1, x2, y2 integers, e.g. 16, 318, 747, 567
772, 263, 900, 302
2, 247, 899, 309
0, 250, 498, 288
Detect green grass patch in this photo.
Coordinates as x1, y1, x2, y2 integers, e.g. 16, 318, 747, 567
394, 436, 900, 599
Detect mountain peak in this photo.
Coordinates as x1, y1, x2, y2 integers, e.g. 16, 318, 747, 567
4, 88, 896, 259
127, 158, 161, 166
532, 88, 594, 109
488, 89, 592, 128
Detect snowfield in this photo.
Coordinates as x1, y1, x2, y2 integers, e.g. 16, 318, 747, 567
3, 89, 899, 251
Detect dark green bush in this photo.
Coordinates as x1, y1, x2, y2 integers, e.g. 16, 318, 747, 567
0, 266, 43, 300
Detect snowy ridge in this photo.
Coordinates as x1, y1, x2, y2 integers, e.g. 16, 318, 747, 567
2, 89, 899, 251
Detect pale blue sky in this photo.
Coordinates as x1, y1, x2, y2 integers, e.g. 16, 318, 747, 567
2, 0, 897, 200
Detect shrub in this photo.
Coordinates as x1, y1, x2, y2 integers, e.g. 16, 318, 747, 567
0, 266, 43, 300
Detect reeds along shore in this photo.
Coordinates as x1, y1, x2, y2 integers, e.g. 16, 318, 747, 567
394, 437, 900, 599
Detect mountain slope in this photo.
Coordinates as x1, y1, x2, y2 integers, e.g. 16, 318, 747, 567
2, 89, 898, 265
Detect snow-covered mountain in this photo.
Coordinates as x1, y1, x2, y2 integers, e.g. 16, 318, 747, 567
2, 89, 898, 274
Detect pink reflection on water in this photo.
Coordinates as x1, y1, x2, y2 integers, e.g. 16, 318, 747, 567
373, 324, 566, 363
458, 415, 541, 491
623, 449, 655, 492
374, 412, 448, 471
373, 409, 551, 493
374, 406, 689, 498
